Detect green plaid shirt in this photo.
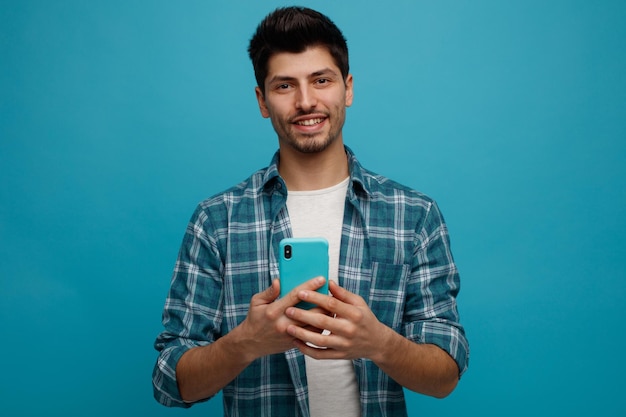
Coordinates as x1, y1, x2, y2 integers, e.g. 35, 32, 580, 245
153, 147, 469, 416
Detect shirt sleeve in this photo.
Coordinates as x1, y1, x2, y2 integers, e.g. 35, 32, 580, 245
403, 200, 470, 377
152, 204, 225, 407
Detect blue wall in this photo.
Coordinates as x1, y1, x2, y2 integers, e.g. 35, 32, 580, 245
2, 1, 625, 415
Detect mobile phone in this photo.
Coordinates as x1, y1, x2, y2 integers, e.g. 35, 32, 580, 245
278, 237, 329, 309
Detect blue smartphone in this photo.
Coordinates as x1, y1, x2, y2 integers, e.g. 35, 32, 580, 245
278, 237, 329, 309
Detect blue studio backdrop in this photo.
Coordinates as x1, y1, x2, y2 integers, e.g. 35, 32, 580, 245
1, 1, 625, 416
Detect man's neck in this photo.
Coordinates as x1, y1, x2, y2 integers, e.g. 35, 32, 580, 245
278, 140, 349, 191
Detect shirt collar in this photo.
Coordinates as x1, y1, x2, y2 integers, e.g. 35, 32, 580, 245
259, 145, 372, 197
260, 151, 284, 193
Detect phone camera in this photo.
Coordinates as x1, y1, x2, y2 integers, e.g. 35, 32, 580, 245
284, 244, 292, 259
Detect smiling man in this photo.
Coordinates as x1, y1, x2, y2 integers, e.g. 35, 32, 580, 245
153, 7, 469, 417
257, 46, 352, 192
258, 47, 352, 154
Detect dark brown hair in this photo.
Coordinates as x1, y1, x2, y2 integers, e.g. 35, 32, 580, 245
248, 6, 349, 94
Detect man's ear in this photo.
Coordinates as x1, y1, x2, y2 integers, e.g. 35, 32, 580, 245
344, 74, 354, 107
255, 86, 271, 118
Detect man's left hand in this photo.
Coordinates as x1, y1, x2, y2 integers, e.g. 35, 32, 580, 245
285, 280, 392, 362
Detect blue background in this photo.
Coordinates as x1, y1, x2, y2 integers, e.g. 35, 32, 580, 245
2, 1, 625, 415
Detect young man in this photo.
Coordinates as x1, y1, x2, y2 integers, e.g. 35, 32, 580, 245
153, 7, 468, 417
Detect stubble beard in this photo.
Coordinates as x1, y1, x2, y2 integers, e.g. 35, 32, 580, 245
280, 109, 345, 154
288, 132, 335, 153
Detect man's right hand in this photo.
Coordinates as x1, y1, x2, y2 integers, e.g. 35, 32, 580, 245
176, 276, 327, 403
237, 276, 327, 362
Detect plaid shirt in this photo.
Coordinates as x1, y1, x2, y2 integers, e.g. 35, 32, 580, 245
153, 147, 469, 416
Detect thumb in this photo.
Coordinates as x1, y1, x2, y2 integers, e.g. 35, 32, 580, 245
329, 280, 365, 306
253, 279, 281, 305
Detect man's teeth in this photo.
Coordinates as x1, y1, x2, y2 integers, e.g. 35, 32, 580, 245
297, 118, 323, 126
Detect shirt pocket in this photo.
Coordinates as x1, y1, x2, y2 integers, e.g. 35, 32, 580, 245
367, 262, 410, 331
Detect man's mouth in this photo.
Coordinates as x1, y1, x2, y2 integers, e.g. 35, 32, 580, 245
294, 118, 325, 126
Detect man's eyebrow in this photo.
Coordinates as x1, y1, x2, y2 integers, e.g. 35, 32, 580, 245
267, 75, 297, 84
267, 68, 339, 84
310, 68, 339, 77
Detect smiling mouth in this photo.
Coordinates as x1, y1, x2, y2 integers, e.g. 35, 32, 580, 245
295, 118, 325, 126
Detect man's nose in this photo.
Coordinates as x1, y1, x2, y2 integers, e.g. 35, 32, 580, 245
295, 85, 317, 111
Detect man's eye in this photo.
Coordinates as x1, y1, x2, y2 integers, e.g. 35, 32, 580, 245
277, 84, 290, 90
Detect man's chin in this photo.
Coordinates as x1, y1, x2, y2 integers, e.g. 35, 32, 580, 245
287, 135, 335, 154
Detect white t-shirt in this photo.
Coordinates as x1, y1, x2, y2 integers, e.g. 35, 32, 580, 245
286, 177, 361, 417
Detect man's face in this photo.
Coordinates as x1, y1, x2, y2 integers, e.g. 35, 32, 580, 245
255, 46, 353, 154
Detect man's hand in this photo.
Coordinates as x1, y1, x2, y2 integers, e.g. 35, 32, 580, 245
284, 280, 390, 361
284, 280, 460, 398
177, 276, 327, 402
237, 276, 328, 361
